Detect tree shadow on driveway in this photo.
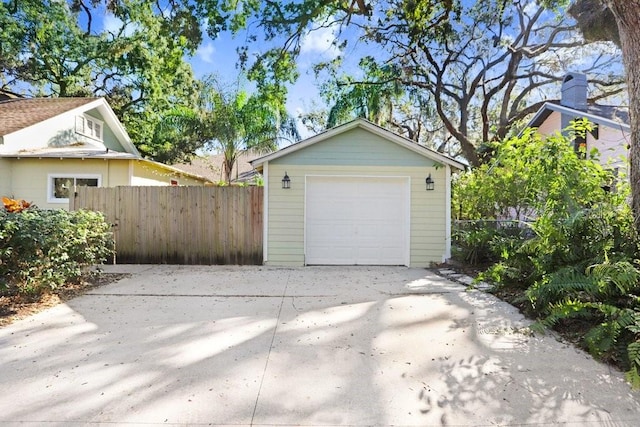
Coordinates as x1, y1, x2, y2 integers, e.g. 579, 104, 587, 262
0, 266, 638, 426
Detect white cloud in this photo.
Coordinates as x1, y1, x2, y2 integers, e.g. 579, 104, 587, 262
523, 0, 539, 16
102, 14, 138, 37
102, 14, 122, 33
196, 42, 216, 64
300, 25, 341, 59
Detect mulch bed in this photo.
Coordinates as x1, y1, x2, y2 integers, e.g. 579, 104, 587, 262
0, 273, 129, 327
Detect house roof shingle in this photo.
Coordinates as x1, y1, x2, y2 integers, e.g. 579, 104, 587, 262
586, 104, 629, 125
0, 97, 97, 137
174, 151, 261, 183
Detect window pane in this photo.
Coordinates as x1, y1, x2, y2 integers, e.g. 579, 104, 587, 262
94, 123, 101, 138
53, 177, 73, 199
76, 178, 99, 187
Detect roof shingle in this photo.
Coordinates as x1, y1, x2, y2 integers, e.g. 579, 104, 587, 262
174, 151, 260, 183
0, 97, 97, 137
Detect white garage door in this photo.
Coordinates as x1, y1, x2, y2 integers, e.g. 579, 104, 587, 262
305, 176, 409, 265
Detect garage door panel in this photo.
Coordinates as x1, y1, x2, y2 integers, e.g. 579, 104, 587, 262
305, 176, 409, 266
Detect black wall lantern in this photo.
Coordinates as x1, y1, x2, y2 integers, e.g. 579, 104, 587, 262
425, 173, 435, 191
282, 171, 291, 189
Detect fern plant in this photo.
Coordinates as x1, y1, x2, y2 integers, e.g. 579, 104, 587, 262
532, 261, 640, 388
527, 268, 599, 310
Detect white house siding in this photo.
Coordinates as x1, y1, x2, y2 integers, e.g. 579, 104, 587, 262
590, 125, 629, 170
264, 127, 447, 267
0, 107, 126, 154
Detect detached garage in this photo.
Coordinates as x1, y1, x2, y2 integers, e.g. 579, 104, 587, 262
251, 119, 465, 267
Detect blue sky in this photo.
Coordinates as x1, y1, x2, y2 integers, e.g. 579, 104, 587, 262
97, 1, 624, 145
98, 5, 358, 141
186, 15, 388, 140
190, 25, 346, 139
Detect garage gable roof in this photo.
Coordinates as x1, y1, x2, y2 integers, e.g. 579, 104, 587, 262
251, 119, 465, 170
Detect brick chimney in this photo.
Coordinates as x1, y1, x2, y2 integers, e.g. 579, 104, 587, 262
561, 72, 588, 111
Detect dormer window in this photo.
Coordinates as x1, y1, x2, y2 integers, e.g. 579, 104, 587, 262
76, 115, 103, 141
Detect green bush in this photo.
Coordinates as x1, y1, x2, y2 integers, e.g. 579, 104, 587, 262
453, 221, 529, 267
0, 208, 114, 295
453, 122, 640, 387
530, 261, 640, 387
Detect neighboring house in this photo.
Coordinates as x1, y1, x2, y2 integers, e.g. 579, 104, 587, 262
0, 97, 211, 209
174, 150, 261, 184
0, 89, 22, 102
251, 118, 465, 267
526, 72, 630, 171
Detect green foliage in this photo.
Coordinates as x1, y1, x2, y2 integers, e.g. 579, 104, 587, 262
453, 221, 525, 266
323, 59, 405, 128
454, 123, 616, 221
0, 208, 113, 296
154, 75, 300, 182
455, 124, 640, 386
0, 0, 199, 163
453, 121, 626, 278
453, 226, 498, 266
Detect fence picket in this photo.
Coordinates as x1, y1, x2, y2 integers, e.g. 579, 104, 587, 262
71, 186, 263, 264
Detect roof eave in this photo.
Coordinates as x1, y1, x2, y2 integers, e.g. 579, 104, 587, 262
1, 98, 141, 157
0, 152, 139, 160
523, 102, 630, 134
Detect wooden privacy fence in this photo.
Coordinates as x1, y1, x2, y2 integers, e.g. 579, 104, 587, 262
70, 186, 263, 265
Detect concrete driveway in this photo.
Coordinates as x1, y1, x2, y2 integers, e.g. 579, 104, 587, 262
1, 266, 639, 426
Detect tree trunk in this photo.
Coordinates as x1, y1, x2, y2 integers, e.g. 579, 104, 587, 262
606, 0, 640, 228
223, 156, 235, 185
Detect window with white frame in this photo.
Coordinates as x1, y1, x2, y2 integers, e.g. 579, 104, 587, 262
75, 115, 103, 141
48, 174, 101, 203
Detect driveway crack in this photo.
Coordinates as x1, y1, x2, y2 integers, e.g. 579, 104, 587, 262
250, 270, 290, 426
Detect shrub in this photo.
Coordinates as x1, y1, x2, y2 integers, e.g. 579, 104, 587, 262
530, 261, 640, 387
0, 207, 114, 295
453, 122, 640, 387
453, 221, 528, 266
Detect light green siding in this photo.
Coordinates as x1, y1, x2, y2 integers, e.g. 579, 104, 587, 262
266, 164, 447, 268
84, 108, 125, 152
272, 127, 439, 167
